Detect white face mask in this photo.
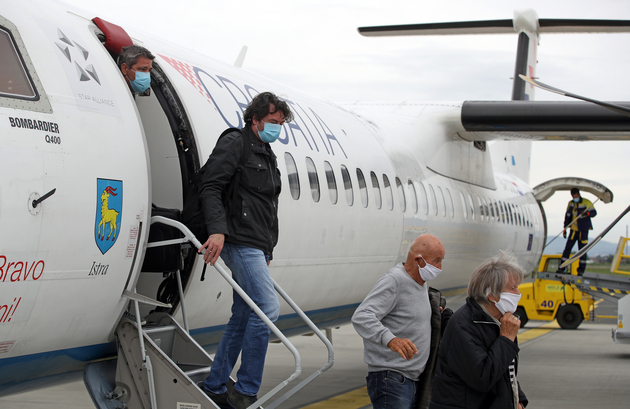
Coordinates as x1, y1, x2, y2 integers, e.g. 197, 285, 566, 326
493, 292, 522, 315
418, 256, 442, 282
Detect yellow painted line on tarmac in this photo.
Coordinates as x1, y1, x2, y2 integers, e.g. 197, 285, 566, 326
590, 298, 604, 312
518, 320, 559, 343
300, 386, 371, 409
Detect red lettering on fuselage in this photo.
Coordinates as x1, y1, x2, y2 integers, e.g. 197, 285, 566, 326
0, 255, 45, 282
0, 297, 22, 323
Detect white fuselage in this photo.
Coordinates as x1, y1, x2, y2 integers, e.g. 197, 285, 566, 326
0, 0, 544, 394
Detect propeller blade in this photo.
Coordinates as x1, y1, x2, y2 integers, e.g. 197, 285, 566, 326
519, 74, 630, 118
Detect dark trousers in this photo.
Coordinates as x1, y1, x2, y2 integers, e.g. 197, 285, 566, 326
367, 371, 420, 409
561, 230, 588, 274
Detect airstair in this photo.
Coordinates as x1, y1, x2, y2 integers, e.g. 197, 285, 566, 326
83, 216, 334, 409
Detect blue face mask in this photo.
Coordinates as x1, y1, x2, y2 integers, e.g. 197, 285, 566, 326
573, 197, 580, 203
258, 122, 282, 143
129, 70, 151, 93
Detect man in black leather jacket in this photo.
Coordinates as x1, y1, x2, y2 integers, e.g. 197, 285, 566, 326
199, 92, 293, 409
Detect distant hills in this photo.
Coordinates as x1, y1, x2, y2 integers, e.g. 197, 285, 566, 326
543, 236, 622, 256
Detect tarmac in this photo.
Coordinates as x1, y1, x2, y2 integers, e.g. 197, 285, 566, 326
1, 295, 629, 409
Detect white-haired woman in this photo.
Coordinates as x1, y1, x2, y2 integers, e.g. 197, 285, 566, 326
429, 252, 528, 409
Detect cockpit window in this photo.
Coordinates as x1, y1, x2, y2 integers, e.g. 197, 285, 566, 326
0, 27, 36, 99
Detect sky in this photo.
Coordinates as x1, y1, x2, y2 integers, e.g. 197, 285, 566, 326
58, 0, 630, 251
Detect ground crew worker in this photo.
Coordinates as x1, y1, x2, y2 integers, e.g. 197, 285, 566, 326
558, 188, 596, 275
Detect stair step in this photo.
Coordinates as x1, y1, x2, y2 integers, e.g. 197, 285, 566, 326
143, 324, 178, 334
184, 366, 212, 377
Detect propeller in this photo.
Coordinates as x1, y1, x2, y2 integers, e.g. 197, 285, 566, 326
519, 74, 630, 118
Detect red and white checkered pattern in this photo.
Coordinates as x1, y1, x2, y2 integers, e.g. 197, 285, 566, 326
158, 54, 213, 106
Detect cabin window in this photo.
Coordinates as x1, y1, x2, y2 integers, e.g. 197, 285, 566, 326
284, 153, 300, 200
525, 206, 532, 228
428, 184, 438, 216
515, 204, 522, 226
494, 200, 501, 223
396, 177, 406, 212
445, 188, 454, 218
323, 161, 338, 205
487, 198, 494, 222
341, 165, 353, 206
483, 198, 490, 222
525, 205, 530, 228
477, 195, 484, 222
383, 175, 394, 211
419, 182, 429, 215
437, 186, 446, 217
305, 157, 320, 202
357, 168, 368, 208
370, 172, 382, 209
498, 201, 506, 223
467, 193, 475, 220
507, 202, 514, 224
408, 180, 418, 214
0, 27, 36, 99
460, 191, 468, 220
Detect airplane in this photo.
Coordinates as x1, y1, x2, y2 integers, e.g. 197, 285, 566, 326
1, 0, 630, 407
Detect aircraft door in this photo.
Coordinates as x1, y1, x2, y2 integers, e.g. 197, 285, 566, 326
133, 63, 200, 317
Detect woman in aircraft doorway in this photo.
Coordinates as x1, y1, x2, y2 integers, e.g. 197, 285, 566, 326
429, 252, 528, 409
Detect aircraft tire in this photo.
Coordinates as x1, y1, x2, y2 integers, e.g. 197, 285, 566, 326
557, 304, 583, 329
516, 306, 528, 328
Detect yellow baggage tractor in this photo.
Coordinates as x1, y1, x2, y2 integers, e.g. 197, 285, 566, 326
517, 255, 594, 329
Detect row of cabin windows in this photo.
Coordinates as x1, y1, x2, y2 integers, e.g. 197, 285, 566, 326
462, 192, 535, 228
284, 153, 535, 229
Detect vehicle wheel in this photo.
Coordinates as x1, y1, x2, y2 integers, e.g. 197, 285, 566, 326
557, 304, 583, 329
515, 306, 528, 328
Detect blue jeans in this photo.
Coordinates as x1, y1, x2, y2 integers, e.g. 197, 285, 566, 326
367, 371, 419, 409
204, 243, 280, 396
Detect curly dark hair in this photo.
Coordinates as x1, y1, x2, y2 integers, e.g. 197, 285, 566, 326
243, 92, 293, 125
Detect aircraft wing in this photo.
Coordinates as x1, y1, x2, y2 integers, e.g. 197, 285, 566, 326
458, 101, 630, 141
358, 18, 630, 36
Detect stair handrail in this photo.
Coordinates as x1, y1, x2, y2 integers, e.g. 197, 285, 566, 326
148, 216, 334, 409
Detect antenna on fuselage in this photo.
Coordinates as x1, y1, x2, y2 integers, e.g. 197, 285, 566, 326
234, 45, 248, 68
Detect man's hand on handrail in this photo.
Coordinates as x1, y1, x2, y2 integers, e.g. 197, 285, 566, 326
199, 233, 225, 266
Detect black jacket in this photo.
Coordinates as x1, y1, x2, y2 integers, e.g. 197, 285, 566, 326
199, 126, 281, 257
417, 288, 452, 409
429, 298, 527, 409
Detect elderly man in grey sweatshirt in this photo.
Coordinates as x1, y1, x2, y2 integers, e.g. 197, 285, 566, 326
352, 233, 445, 409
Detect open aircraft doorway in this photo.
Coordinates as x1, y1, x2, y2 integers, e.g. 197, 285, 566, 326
133, 62, 202, 319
